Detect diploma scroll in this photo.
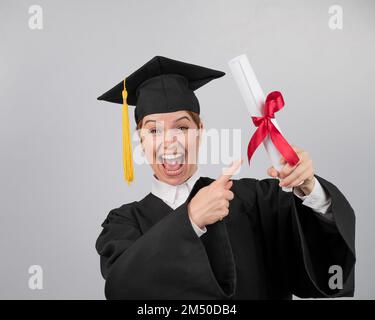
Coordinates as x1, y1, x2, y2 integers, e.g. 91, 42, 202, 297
228, 54, 302, 192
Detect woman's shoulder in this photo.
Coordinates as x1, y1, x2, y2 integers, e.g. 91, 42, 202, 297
101, 200, 142, 227
103, 192, 157, 221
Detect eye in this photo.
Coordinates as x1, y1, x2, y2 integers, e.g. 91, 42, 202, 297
148, 128, 161, 134
178, 126, 189, 131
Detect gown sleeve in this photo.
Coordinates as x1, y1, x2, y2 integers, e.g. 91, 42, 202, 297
95, 200, 236, 300
236, 174, 356, 298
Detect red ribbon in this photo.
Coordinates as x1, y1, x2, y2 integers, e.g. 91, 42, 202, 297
247, 91, 299, 166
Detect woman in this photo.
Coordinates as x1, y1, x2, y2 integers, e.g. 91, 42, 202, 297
95, 56, 355, 299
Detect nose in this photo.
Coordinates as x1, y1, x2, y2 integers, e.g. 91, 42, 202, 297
163, 128, 178, 146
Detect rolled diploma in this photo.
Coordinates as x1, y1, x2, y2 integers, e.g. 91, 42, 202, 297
228, 54, 301, 192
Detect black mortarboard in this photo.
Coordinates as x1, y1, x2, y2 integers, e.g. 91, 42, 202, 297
97, 55, 225, 184
98, 55, 225, 123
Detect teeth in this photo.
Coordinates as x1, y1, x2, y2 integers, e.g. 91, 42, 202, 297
161, 153, 183, 160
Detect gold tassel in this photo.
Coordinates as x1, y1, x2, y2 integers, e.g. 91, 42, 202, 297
122, 79, 134, 185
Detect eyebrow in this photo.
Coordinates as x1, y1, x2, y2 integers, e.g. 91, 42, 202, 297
143, 119, 156, 126
173, 116, 191, 123
143, 116, 191, 126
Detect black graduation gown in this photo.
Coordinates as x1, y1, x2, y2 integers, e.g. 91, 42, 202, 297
95, 174, 355, 299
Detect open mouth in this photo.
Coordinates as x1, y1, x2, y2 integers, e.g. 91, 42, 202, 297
158, 153, 185, 176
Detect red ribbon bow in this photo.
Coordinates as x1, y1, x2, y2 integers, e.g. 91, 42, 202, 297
247, 91, 299, 166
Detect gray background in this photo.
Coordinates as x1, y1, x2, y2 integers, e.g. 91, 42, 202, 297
0, 0, 373, 299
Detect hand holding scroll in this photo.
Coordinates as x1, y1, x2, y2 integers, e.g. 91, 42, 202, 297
267, 145, 315, 195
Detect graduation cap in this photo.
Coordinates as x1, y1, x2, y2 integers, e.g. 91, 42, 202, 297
97, 55, 225, 184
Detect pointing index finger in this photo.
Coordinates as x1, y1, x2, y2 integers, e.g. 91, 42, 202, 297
217, 158, 243, 184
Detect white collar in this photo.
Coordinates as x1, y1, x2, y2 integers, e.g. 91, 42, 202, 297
151, 167, 201, 204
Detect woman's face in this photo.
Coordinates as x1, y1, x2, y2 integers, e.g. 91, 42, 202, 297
139, 110, 202, 186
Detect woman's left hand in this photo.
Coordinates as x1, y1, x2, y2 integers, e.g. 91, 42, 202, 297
267, 145, 315, 195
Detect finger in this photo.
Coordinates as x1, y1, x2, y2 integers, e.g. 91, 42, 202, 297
220, 207, 229, 216
216, 158, 243, 185
278, 161, 299, 179
286, 172, 310, 188
279, 156, 286, 165
279, 165, 305, 187
283, 169, 311, 188
224, 190, 234, 201
278, 151, 307, 179
267, 166, 279, 178
279, 161, 310, 187
279, 145, 305, 163
224, 180, 233, 190
279, 147, 304, 169
218, 199, 230, 208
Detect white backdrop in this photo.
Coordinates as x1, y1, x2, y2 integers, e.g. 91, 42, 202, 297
0, 0, 373, 299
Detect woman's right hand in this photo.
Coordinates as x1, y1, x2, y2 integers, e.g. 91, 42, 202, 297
187, 159, 243, 229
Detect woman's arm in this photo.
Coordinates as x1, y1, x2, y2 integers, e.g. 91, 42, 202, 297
95, 202, 236, 300
254, 175, 356, 298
